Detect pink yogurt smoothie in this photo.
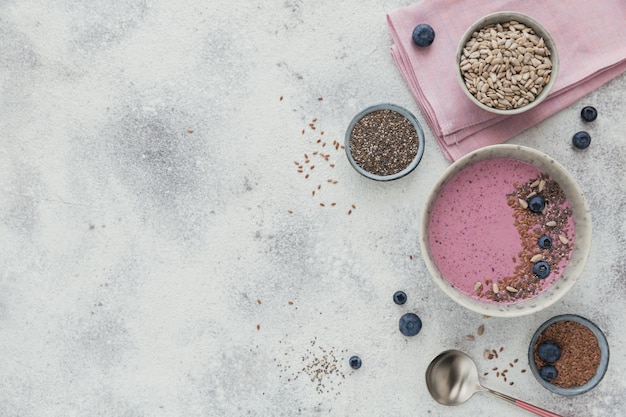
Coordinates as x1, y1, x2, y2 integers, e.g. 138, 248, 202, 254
428, 158, 575, 304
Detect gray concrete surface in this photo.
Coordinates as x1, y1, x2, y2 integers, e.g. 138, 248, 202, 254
1, 1, 624, 416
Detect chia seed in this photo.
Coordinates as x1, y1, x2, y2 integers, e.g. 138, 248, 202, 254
348, 109, 419, 176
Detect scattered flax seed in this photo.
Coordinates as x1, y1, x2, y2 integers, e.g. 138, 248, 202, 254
348, 210, 352, 215
509, 362, 514, 367
280, 95, 284, 101
257, 299, 262, 304
483, 372, 489, 376
409, 255, 413, 260
509, 382, 514, 385
257, 324, 261, 331
302, 129, 305, 135
499, 347, 504, 352
465, 335, 475, 341
312, 118, 318, 122
521, 369, 527, 373
514, 358, 519, 363
288, 301, 294, 305
330, 164, 335, 168
187, 129, 194, 134
312, 191, 315, 196
351, 204, 356, 209
310, 165, 315, 170
477, 324, 485, 336
320, 131, 324, 135
317, 185, 321, 190
288, 210, 293, 214
331, 202, 336, 206
320, 203, 325, 207
305, 174, 309, 179
492, 367, 498, 371
318, 97, 323, 101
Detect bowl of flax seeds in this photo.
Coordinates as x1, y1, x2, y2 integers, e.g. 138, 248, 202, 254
345, 103, 425, 181
528, 314, 609, 395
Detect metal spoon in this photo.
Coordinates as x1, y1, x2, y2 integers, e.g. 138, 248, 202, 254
425, 350, 562, 417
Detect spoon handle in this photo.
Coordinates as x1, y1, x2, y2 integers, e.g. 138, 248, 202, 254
487, 389, 562, 417
514, 399, 563, 417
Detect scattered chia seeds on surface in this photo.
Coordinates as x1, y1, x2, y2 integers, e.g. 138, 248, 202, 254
533, 320, 601, 388
348, 109, 419, 176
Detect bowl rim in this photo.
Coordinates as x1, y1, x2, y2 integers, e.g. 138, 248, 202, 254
344, 103, 425, 181
455, 11, 560, 115
418, 144, 592, 317
528, 314, 610, 395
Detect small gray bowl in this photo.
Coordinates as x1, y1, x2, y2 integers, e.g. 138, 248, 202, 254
456, 11, 559, 115
345, 104, 425, 181
528, 314, 609, 396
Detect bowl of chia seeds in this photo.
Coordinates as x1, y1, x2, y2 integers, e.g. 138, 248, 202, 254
529, 314, 609, 395
345, 103, 425, 181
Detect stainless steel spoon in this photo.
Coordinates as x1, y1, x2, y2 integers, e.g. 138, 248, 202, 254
425, 350, 562, 417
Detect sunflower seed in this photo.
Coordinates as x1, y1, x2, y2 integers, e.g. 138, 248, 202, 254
492, 283, 500, 294
559, 235, 569, 244
530, 254, 543, 263
546, 220, 557, 227
518, 198, 528, 209
474, 281, 483, 291
506, 286, 519, 293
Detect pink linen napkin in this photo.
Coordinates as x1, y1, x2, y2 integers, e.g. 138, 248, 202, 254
387, 0, 626, 161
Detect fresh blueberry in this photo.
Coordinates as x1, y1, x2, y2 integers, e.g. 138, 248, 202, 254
528, 195, 546, 213
581, 106, 597, 122
572, 131, 591, 149
349, 355, 362, 369
538, 235, 552, 249
393, 290, 407, 305
533, 261, 551, 279
537, 340, 562, 363
412, 24, 435, 47
539, 365, 558, 382
399, 313, 422, 336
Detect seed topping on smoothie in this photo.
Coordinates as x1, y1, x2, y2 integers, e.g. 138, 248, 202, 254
477, 173, 574, 302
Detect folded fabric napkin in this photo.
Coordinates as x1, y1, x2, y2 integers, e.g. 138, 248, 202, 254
387, 0, 626, 161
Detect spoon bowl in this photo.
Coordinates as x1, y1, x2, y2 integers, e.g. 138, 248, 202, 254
425, 350, 563, 417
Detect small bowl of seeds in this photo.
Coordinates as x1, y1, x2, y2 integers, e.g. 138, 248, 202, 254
345, 103, 425, 181
529, 314, 609, 395
456, 11, 559, 115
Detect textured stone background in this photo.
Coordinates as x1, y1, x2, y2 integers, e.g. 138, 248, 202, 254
1, 1, 624, 416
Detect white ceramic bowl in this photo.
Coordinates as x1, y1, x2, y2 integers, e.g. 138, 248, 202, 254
456, 11, 559, 115
419, 145, 592, 317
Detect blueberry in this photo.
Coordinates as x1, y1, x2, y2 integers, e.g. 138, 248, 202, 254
399, 313, 422, 336
539, 365, 558, 382
581, 106, 597, 122
349, 355, 362, 369
528, 195, 546, 213
538, 235, 552, 249
393, 290, 407, 305
572, 131, 591, 149
412, 24, 435, 47
537, 340, 562, 363
533, 261, 551, 279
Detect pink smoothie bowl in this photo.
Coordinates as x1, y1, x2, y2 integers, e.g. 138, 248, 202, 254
419, 145, 592, 317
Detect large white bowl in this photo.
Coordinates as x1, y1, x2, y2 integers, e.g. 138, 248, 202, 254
419, 145, 592, 317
